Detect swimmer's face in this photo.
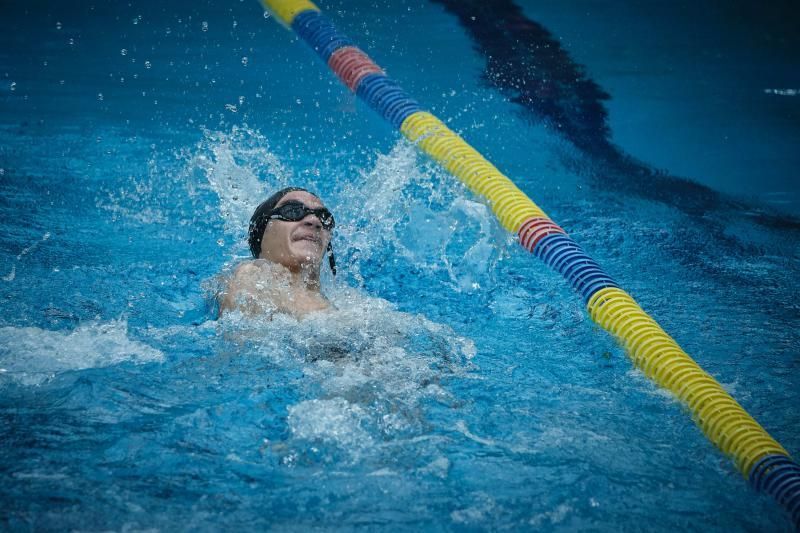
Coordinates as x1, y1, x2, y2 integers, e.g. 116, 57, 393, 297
259, 191, 332, 273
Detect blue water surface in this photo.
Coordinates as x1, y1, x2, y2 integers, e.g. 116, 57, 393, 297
1, 0, 799, 530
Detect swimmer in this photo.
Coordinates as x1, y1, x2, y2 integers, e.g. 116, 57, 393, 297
219, 187, 336, 318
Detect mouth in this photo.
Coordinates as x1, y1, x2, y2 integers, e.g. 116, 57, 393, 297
294, 234, 321, 244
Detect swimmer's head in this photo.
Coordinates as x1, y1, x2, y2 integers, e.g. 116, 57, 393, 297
248, 187, 336, 275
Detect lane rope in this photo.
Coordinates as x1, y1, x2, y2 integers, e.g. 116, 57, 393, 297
258, 0, 799, 526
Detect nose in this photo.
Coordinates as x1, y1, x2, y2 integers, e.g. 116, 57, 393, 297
302, 214, 323, 229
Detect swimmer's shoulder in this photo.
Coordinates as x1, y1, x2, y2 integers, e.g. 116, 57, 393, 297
219, 260, 278, 316
230, 259, 283, 281
232, 259, 263, 276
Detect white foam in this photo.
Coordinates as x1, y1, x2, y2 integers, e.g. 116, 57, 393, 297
218, 286, 476, 456
288, 397, 372, 449
0, 320, 163, 386
528, 503, 573, 527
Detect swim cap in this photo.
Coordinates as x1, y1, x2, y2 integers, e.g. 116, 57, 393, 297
248, 187, 336, 275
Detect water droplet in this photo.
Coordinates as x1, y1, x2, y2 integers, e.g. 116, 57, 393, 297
56, 21, 62, 30
144, 60, 151, 69
120, 48, 128, 56
201, 21, 208, 32
241, 56, 248, 67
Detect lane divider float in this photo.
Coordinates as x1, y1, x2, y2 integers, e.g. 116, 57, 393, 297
258, 0, 799, 527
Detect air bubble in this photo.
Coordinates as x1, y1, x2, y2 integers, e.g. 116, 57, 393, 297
201, 21, 209, 32
145, 61, 151, 69
121, 48, 128, 56
241, 56, 248, 67
56, 21, 62, 30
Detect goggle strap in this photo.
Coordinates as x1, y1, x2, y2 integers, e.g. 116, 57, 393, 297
327, 242, 336, 276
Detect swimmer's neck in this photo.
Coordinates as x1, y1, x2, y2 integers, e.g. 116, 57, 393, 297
274, 262, 332, 317
274, 261, 322, 292
290, 269, 321, 291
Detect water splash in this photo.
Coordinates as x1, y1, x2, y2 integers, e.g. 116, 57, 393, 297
217, 287, 476, 459
187, 129, 506, 293
2, 232, 51, 283
332, 140, 506, 291
186, 126, 294, 246
764, 88, 799, 96
0, 320, 163, 387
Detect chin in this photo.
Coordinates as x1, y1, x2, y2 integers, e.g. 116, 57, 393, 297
288, 250, 322, 266
291, 241, 322, 257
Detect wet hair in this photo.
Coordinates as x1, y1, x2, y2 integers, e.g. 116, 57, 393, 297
248, 187, 336, 275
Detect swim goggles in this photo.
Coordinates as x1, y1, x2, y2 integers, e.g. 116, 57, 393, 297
267, 200, 335, 230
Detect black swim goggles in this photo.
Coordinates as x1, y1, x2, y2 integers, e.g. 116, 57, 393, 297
267, 200, 335, 230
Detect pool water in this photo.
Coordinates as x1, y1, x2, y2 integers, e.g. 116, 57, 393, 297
1, 0, 799, 530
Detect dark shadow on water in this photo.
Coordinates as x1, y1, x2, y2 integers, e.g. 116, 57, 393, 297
429, 0, 800, 234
